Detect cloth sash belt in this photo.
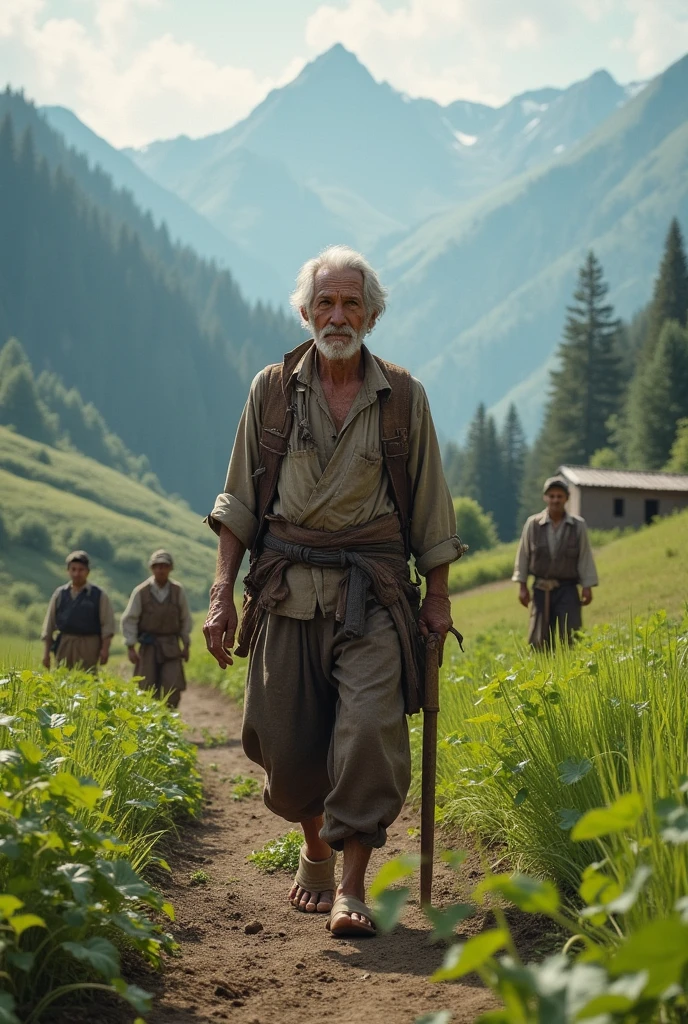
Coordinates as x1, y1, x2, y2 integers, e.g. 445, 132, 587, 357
235, 512, 426, 715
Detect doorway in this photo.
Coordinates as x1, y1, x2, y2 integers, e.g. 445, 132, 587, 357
644, 499, 659, 524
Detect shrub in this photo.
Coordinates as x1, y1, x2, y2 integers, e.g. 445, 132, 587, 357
453, 496, 499, 553
113, 546, 146, 575
33, 447, 52, 465
70, 527, 114, 563
8, 581, 42, 609
14, 514, 53, 553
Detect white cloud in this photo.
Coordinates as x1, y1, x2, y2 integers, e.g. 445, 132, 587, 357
0, 0, 299, 146
624, 0, 688, 77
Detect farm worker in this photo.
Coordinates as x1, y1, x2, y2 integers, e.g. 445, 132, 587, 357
41, 550, 115, 670
121, 550, 192, 709
513, 475, 598, 648
204, 245, 464, 938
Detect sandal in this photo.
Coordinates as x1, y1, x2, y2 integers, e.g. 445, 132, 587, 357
326, 894, 376, 938
291, 846, 337, 913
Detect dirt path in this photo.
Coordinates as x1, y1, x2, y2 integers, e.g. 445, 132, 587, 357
137, 683, 497, 1024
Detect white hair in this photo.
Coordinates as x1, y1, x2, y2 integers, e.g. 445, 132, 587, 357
290, 244, 388, 330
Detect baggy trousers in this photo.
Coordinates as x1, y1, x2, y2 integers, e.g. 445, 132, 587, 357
56, 634, 101, 671
528, 582, 582, 648
136, 645, 185, 708
242, 603, 410, 850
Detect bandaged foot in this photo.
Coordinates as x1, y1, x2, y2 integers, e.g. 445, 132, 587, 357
289, 846, 336, 913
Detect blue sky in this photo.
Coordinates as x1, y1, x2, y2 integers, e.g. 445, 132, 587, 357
2, 0, 688, 147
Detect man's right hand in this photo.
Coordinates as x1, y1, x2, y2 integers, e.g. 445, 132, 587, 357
518, 583, 530, 608
127, 646, 139, 666
41, 653, 51, 669
203, 584, 238, 669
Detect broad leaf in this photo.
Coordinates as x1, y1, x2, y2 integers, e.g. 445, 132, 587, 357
655, 798, 688, 845
476, 873, 560, 915
432, 929, 508, 980
557, 808, 582, 831
373, 887, 409, 934
17, 739, 43, 764
557, 758, 593, 785
514, 787, 528, 806
609, 919, 688, 997
572, 793, 644, 841
369, 854, 420, 900
62, 937, 120, 980
424, 903, 474, 942
111, 979, 153, 1014
54, 863, 94, 904
6, 950, 35, 972
49, 773, 103, 811
0, 992, 20, 1024
440, 850, 468, 872
96, 858, 151, 900
0, 895, 23, 920
9, 914, 46, 937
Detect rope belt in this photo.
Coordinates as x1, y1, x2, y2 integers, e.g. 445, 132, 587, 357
262, 533, 394, 638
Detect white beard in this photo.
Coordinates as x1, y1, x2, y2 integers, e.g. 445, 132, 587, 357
313, 324, 365, 361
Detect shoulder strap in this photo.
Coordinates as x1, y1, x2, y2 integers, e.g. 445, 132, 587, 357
252, 340, 312, 557
374, 355, 412, 557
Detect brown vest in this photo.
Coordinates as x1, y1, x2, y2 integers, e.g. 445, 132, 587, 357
139, 582, 182, 636
253, 340, 413, 561
528, 516, 580, 582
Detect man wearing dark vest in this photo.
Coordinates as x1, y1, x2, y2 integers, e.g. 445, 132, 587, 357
121, 550, 192, 708
41, 550, 115, 670
204, 245, 464, 938
513, 475, 599, 648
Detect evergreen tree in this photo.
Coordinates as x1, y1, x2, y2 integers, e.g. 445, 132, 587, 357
498, 404, 528, 541
645, 218, 688, 353
0, 363, 56, 444
442, 441, 464, 495
625, 321, 688, 469
537, 251, 621, 469
461, 403, 502, 520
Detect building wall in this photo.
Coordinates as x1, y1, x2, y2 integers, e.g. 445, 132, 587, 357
575, 488, 688, 530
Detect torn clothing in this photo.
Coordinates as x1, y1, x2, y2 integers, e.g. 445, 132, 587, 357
208, 342, 463, 620
236, 513, 425, 714
242, 604, 410, 850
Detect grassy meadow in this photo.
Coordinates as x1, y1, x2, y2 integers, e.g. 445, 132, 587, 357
0, 426, 218, 644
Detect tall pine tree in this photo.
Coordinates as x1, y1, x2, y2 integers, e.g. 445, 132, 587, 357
625, 321, 688, 469
645, 218, 688, 353
498, 404, 528, 541
537, 251, 621, 469
461, 403, 502, 521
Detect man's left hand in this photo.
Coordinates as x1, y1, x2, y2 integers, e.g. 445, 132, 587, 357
98, 646, 109, 666
581, 587, 593, 606
418, 592, 453, 641
182, 644, 190, 663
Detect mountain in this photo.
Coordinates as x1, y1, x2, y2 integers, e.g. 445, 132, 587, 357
127, 46, 629, 279
40, 105, 283, 302
0, 91, 300, 509
373, 53, 688, 438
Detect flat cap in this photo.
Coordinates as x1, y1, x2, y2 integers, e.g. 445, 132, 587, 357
543, 475, 570, 495
149, 549, 173, 567
65, 549, 90, 567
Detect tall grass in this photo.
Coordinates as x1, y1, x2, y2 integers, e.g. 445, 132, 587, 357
418, 611, 688, 928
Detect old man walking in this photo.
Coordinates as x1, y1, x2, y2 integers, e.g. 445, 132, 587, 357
204, 245, 463, 937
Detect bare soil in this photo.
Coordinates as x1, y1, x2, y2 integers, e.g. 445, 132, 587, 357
132, 683, 502, 1024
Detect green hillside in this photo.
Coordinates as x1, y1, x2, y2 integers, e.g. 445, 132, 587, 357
0, 427, 216, 640
451, 508, 688, 641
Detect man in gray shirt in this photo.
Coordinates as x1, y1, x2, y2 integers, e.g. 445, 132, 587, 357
513, 476, 598, 647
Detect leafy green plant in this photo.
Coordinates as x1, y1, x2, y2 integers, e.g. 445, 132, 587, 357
230, 775, 260, 801
248, 830, 302, 874
199, 726, 229, 748
189, 869, 210, 886
0, 666, 202, 1021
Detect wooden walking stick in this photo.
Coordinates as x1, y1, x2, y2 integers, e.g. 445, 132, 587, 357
420, 632, 441, 907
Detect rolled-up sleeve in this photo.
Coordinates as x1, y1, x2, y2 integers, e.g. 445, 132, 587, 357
577, 522, 599, 587
512, 522, 531, 582
407, 380, 465, 576
207, 372, 264, 549
99, 590, 116, 639
40, 590, 59, 641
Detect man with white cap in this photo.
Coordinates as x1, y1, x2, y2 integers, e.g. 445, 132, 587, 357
121, 550, 192, 707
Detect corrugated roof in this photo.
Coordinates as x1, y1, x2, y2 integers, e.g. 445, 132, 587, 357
558, 465, 688, 492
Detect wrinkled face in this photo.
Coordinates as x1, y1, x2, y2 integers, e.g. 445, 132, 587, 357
67, 561, 89, 588
545, 487, 568, 515
151, 563, 172, 586
302, 268, 375, 361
